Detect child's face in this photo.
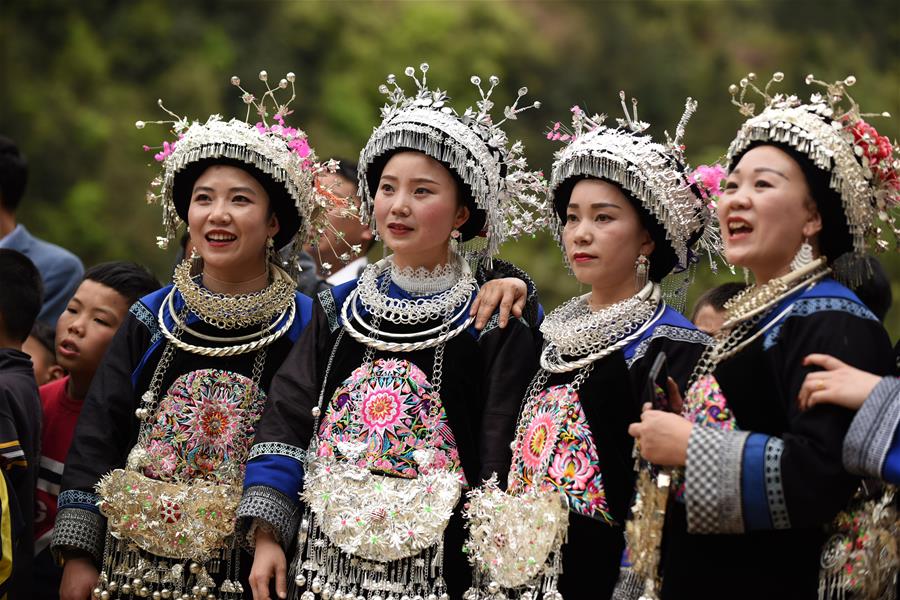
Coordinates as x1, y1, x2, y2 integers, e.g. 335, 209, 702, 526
22, 336, 64, 386
55, 280, 131, 377
693, 304, 726, 335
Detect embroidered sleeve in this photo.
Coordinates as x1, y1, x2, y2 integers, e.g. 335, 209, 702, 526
843, 377, 900, 480
685, 426, 750, 534
129, 300, 161, 345
50, 507, 106, 565
243, 444, 306, 499
236, 485, 302, 550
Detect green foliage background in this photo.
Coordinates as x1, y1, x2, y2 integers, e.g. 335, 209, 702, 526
1, 0, 898, 339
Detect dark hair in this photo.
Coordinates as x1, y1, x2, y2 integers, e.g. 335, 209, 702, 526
28, 320, 56, 358
691, 281, 748, 320
853, 255, 892, 322
0, 249, 43, 342
83, 261, 161, 306
364, 148, 488, 241
0, 136, 27, 212
730, 141, 852, 262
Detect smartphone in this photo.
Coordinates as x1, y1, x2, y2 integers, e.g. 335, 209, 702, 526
644, 352, 670, 411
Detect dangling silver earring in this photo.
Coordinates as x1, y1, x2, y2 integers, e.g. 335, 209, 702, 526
450, 228, 461, 253
266, 236, 277, 265
189, 247, 203, 276
635, 254, 650, 289
790, 237, 814, 271
743, 267, 751, 285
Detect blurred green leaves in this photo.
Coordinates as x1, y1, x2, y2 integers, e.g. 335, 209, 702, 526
1, 0, 897, 336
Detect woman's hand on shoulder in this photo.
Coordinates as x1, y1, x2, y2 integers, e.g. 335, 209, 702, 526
470, 277, 527, 330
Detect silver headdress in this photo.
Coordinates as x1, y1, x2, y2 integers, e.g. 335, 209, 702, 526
138, 70, 352, 270
726, 71, 900, 258
547, 94, 712, 278
357, 63, 550, 261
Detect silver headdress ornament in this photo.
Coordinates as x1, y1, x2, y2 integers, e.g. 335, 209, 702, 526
547, 93, 714, 275
726, 71, 900, 258
137, 70, 358, 273
357, 63, 551, 262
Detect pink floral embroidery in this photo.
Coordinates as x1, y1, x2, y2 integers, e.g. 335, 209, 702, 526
509, 385, 613, 524
144, 369, 265, 482
360, 385, 404, 434
521, 411, 556, 471
317, 358, 464, 482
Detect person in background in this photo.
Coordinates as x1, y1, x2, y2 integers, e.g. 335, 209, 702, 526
689, 281, 747, 335
0, 249, 44, 599
33, 262, 160, 599
300, 158, 374, 294
850, 255, 892, 322
0, 136, 84, 327
22, 322, 65, 386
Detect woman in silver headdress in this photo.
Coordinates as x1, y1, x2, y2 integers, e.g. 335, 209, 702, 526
629, 73, 898, 600
463, 97, 714, 600
238, 64, 547, 600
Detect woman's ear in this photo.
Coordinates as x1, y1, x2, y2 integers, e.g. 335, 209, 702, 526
454, 205, 470, 230
639, 227, 655, 257
801, 198, 823, 239
268, 213, 281, 239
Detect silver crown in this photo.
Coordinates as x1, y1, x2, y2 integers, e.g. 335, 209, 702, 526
726, 71, 900, 256
357, 63, 550, 260
138, 71, 341, 258
548, 93, 709, 271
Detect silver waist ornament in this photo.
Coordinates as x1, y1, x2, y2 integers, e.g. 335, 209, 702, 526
289, 263, 477, 600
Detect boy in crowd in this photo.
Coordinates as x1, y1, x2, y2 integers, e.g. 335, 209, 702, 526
33, 262, 159, 598
690, 281, 747, 335
0, 249, 44, 598
22, 322, 65, 386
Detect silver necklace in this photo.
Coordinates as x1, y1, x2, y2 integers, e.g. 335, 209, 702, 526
540, 283, 662, 373
355, 253, 477, 326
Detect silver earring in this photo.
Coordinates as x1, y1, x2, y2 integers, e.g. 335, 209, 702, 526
266, 236, 277, 263
790, 238, 814, 271
635, 254, 650, 289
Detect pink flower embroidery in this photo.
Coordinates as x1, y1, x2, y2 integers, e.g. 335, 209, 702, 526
360, 385, 403, 434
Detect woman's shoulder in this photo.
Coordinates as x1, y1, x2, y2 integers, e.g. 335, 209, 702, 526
624, 304, 712, 366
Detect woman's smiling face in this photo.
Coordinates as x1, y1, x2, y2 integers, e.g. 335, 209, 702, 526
187, 164, 280, 281
720, 145, 822, 283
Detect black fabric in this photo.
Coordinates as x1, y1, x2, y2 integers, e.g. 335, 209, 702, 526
0, 348, 41, 599
534, 335, 705, 598
253, 295, 538, 599
172, 157, 302, 250
660, 309, 895, 600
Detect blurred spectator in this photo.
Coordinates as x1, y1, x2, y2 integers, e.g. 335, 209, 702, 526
22, 322, 65, 386
0, 249, 44, 598
0, 136, 84, 327
299, 159, 374, 295
690, 281, 748, 335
